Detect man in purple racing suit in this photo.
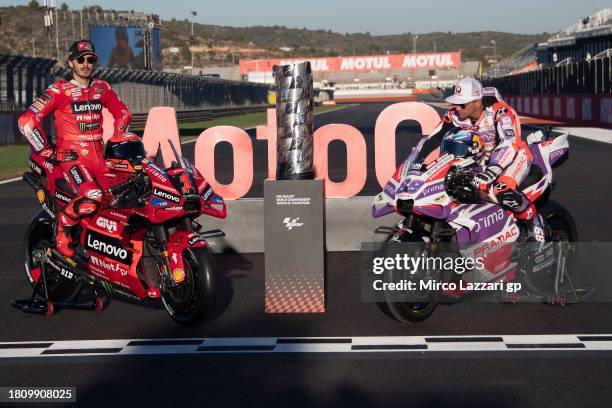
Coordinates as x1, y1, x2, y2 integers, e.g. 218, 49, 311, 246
426, 77, 545, 243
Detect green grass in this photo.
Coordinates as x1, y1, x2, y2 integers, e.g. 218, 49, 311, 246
0, 144, 30, 181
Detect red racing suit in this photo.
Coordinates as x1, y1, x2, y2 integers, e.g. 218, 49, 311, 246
428, 99, 535, 219
18, 78, 131, 227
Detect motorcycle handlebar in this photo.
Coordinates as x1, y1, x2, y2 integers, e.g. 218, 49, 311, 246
108, 177, 135, 196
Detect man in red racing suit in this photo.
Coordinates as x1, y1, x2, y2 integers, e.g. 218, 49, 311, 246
427, 78, 545, 243
18, 40, 131, 257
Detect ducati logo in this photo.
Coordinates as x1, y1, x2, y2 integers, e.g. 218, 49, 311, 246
283, 217, 304, 230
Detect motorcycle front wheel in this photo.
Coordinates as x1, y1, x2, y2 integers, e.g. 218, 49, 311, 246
383, 231, 440, 323
161, 247, 217, 326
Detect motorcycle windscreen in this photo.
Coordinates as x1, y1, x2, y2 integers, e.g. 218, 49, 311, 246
440, 139, 471, 158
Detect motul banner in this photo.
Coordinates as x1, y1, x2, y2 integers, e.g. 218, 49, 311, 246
240, 52, 461, 74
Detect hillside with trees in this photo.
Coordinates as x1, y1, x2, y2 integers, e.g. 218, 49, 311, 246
0, 2, 550, 69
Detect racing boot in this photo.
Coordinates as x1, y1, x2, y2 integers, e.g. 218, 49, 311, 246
528, 213, 546, 244
516, 204, 545, 253
56, 212, 78, 258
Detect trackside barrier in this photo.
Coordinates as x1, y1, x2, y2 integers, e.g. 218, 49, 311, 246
202, 197, 403, 253
1, 105, 270, 146
129, 105, 271, 128
505, 94, 612, 126
54, 66, 270, 114
483, 56, 612, 95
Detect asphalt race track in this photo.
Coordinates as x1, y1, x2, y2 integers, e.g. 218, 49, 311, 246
1, 102, 612, 407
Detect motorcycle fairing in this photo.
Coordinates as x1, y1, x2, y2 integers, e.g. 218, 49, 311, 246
166, 230, 209, 276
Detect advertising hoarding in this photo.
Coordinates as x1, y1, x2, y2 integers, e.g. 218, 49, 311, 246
240, 52, 462, 74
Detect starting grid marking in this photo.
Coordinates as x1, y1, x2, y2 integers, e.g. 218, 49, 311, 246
1, 335, 612, 358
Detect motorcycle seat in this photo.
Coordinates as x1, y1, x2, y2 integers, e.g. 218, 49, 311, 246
518, 163, 545, 191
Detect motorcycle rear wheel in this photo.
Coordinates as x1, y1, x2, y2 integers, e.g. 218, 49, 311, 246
23, 218, 82, 303
521, 212, 577, 298
161, 247, 217, 326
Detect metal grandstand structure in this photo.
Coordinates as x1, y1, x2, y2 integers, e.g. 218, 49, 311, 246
0, 55, 56, 110
0, 55, 56, 145
0, 54, 270, 145
482, 44, 539, 78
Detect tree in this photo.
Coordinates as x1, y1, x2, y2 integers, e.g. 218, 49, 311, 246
28, 0, 40, 8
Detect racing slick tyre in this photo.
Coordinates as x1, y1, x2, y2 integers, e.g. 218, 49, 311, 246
23, 213, 82, 303
382, 230, 439, 323
161, 247, 217, 326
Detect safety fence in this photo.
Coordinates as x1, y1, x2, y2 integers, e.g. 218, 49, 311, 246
1, 104, 271, 145
0, 55, 56, 111
505, 94, 612, 126
55, 67, 270, 113
482, 55, 612, 95
129, 104, 270, 129
1, 54, 271, 145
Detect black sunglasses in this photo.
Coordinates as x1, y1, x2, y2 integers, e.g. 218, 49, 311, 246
75, 56, 97, 64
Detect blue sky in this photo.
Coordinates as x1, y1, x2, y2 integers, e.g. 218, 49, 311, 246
9, 0, 612, 35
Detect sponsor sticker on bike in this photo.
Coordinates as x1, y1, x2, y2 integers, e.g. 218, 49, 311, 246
95, 216, 118, 233
153, 188, 181, 203
85, 230, 132, 263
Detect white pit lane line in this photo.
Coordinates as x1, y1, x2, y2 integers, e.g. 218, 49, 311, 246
2, 334, 612, 358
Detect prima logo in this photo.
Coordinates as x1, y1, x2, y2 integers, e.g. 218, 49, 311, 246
283, 217, 304, 230
478, 209, 505, 229
549, 149, 566, 163
422, 183, 444, 196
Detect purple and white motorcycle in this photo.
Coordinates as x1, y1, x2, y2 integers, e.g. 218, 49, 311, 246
372, 127, 580, 322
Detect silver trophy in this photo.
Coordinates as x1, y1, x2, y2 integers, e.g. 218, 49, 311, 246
273, 62, 314, 180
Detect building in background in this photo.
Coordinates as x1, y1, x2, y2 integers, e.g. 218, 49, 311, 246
537, 8, 612, 66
